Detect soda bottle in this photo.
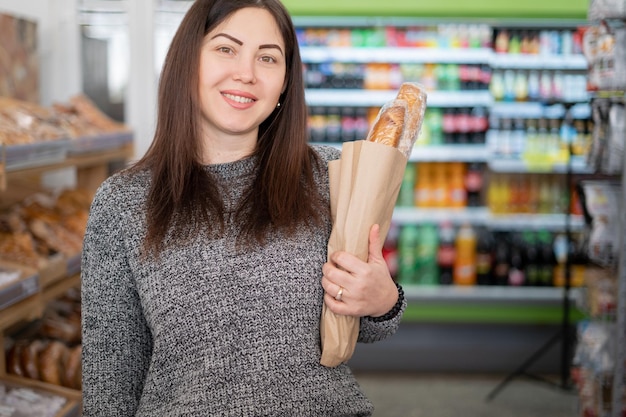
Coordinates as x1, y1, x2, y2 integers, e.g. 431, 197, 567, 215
383, 222, 400, 280
475, 227, 494, 285
492, 233, 510, 286
437, 221, 456, 285
416, 224, 439, 285
397, 225, 419, 285
453, 223, 477, 286
523, 231, 541, 286
508, 233, 526, 286
538, 230, 556, 286
397, 162, 416, 207
464, 162, 483, 207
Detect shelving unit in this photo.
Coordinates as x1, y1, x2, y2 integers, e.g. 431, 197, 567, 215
0, 133, 133, 415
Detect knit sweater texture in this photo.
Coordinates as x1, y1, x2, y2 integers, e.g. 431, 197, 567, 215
81, 144, 405, 416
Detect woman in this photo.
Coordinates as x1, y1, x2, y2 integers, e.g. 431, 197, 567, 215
81, 0, 405, 415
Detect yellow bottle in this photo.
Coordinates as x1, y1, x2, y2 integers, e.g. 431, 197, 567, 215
453, 223, 477, 286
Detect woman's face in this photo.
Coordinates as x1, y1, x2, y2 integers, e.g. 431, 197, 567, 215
198, 7, 286, 146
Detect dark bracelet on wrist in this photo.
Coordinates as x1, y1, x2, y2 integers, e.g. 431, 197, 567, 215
364, 282, 404, 323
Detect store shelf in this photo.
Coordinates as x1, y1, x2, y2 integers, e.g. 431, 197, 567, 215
301, 47, 588, 71
301, 46, 493, 64
490, 53, 588, 70
490, 101, 591, 119
487, 213, 585, 231
405, 284, 582, 304
410, 144, 490, 162
392, 207, 585, 231
315, 143, 490, 162
393, 206, 490, 225
488, 155, 593, 173
305, 89, 493, 107
1, 143, 134, 192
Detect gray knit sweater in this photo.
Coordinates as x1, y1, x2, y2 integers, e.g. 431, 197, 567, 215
81, 145, 404, 417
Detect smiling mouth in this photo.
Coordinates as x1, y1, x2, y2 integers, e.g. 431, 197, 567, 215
223, 93, 256, 104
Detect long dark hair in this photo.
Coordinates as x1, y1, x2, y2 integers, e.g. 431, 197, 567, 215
132, 0, 325, 255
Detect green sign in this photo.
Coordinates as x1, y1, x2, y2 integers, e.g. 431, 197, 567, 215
282, 0, 588, 19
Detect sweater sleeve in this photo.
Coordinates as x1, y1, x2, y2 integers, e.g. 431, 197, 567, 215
81, 177, 152, 416
358, 297, 406, 344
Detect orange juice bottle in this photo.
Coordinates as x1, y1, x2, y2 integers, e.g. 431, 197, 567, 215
449, 162, 467, 208
432, 163, 450, 207
453, 223, 477, 286
415, 163, 434, 208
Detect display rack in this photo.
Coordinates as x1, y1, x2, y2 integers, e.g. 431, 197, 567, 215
0, 133, 133, 416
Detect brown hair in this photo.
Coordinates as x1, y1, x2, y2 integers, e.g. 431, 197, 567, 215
132, 0, 325, 255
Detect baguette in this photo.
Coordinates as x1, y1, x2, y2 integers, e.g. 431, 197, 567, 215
365, 100, 407, 148
396, 82, 428, 157
364, 82, 427, 158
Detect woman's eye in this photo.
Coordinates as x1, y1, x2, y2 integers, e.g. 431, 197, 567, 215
217, 46, 233, 54
260, 55, 276, 63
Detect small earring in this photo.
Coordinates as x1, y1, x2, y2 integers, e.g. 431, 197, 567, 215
277, 102, 281, 108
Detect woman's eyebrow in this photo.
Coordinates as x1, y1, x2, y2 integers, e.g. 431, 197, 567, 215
259, 44, 284, 56
211, 33, 242, 45
210, 33, 284, 56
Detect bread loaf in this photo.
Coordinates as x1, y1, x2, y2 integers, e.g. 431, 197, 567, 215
39, 341, 68, 386
63, 345, 82, 389
395, 82, 428, 157
22, 339, 45, 380
364, 82, 427, 158
365, 100, 407, 148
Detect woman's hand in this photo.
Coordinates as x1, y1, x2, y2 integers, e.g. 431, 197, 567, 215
321, 224, 398, 318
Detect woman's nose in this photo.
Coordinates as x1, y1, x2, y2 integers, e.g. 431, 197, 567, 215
233, 58, 256, 84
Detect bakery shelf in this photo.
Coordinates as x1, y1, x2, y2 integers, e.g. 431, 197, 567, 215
42, 274, 80, 305
67, 131, 133, 155
0, 375, 81, 417
0, 266, 39, 312
0, 143, 134, 192
3, 141, 70, 172
0, 296, 43, 332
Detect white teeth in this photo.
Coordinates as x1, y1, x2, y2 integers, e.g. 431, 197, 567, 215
223, 93, 254, 104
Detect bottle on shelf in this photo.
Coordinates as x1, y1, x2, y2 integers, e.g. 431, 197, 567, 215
415, 224, 440, 285
492, 233, 511, 286
397, 224, 419, 285
464, 162, 483, 207
437, 221, 456, 285
475, 227, 494, 285
432, 163, 451, 208
449, 162, 467, 208
538, 230, 556, 287
397, 162, 416, 207
383, 222, 400, 280
523, 231, 541, 286
415, 163, 434, 208
508, 233, 526, 286
453, 223, 477, 286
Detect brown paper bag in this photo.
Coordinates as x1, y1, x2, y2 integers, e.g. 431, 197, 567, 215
320, 140, 407, 367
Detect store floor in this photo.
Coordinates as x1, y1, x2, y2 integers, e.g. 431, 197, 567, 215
354, 372, 579, 417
